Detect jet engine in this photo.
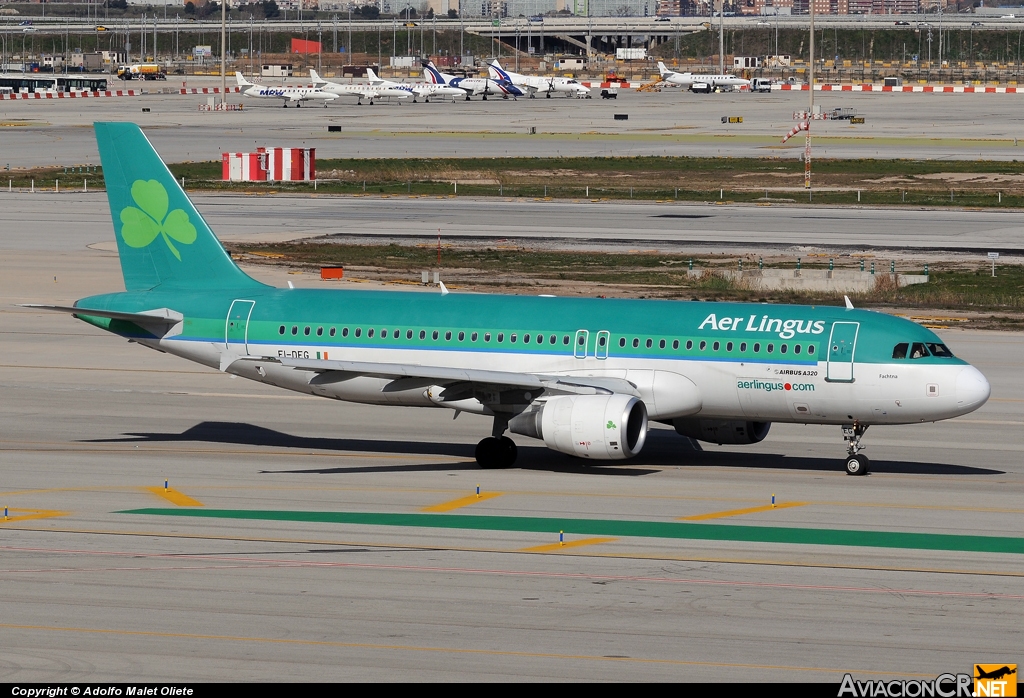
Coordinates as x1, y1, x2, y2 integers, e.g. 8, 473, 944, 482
672, 418, 770, 445
509, 394, 648, 460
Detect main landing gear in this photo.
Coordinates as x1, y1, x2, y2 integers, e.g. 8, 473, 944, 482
843, 422, 870, 476
475, 415, 518, 469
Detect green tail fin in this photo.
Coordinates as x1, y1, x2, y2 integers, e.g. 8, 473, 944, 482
95, 122, 264, 292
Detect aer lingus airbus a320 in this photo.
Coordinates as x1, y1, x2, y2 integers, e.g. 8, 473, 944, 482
28, 123, 991, 474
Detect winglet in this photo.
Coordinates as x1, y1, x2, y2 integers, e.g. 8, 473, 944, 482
439, 281, 450, 296
844, 295, 854, 309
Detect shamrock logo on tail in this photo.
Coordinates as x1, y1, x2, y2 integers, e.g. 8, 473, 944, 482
119, 179, 197, 260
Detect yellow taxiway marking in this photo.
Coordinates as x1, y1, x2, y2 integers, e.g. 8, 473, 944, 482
145, 487, 203, 507
679, 502, 808, 521
1, 508, 69, 524
520, 537, 617, 553
421, 492, 502, 513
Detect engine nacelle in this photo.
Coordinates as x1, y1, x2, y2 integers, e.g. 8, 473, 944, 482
672, 418, 771, 445
509, 394, 648, 460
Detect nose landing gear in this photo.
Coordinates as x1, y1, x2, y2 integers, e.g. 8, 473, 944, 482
843, 422, 870, 476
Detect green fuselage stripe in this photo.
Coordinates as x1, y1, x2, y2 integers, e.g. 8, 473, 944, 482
119, 509, 1024, 555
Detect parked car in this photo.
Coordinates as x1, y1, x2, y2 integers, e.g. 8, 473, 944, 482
894, 21, 910, 26
654, 16, 671, 22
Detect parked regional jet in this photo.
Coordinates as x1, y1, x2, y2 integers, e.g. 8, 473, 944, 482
488, 60, 590, 98
234, 72, 337, 107
656, 62, 751, 93
30, 123, 991, 474
422, 60, 524, 100
361, 67, 467, 103
308, 69, 411, 105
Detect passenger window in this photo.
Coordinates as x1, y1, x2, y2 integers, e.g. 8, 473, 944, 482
393, 330, 400, 339
524, 334, 530, 343
380, 329, 387, 337
619, 337, 626, 347
419, 330, 426, 340
910, 342, 929, 359
291, 326, 297, 335
927, 343, 954, 358
672, 340, 679, 350
341, 327, 348, 337
317, 327, 323, 336
445, 331, 452, 341
578, 335, 585, 346
550, 335, 557, 344
303, 326, 310, 336
599, 335, 607, 347
355, 328, 361, 337
407, 329, 413, 339
511, 334, 518, 343
484, 333, 491, 342
471, 332, 478, 342
458, 331, 465, 341
892, 343, 908, 360
278, 325, 285, 335
563, 335, 570, 345
794, 344, 801, 354
646, 339, 653, 348
753, 343, 760, 352
686, 340, 693, 350
767, 343, 774, 353
497, 333, 504, 342
432, 330, 439, 340
659, 339, 666, 349
807, 345, 815, 355
330, 328, 337, 337
699, 341, 706, 350
726, 342, 733, 352
632, 338, 640, 348
740, 342, 747, 352
368, 329, 374, 338
712, 341, 720, 351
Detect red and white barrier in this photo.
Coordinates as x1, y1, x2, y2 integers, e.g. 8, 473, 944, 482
222, 147, 316, 182
775, 83, 1024, 94
180, 86, 242, 94
0, 90, 141, 100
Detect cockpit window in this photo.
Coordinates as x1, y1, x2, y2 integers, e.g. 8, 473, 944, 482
892, 343, 909, 360
926, 343, 954, 358
909, 342, 929, 359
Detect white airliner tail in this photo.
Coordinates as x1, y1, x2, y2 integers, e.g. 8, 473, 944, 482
235, 71, 253, 87
657, 61, 671, 77
365, 67, 383, 84
309, 68, 326, 86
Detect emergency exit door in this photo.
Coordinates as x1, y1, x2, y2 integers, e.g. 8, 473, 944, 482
826, 321, 859, 382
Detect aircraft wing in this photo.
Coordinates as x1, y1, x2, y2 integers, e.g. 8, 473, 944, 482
276, 356, 640, 397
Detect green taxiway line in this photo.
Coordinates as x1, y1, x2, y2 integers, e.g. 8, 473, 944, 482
118, 509, 1024, 555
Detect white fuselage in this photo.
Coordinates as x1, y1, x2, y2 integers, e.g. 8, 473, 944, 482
143, 333, 989, 428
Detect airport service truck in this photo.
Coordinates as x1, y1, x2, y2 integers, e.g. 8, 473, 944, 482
117, 64, 167, 80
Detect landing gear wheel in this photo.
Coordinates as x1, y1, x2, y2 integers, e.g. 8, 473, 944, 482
475, 436, 517, 469
845, 454, 870, 476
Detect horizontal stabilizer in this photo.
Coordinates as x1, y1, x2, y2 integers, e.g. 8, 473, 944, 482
21, 304, 183, 325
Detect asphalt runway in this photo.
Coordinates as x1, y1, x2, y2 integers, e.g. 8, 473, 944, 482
5, 190, 1024, 257
1, 204, 1023, 680
4, 82, 1024, 166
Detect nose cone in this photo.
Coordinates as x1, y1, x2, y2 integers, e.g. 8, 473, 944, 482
956, 365, 991, 413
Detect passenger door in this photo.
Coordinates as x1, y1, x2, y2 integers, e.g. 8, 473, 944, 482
826, 321, 859, 382
225, 299, 256, 355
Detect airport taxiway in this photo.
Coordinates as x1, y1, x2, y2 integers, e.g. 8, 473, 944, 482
5, 190, 1024, 255
3, 84, 1024, 165
1, 210, 1023, 681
